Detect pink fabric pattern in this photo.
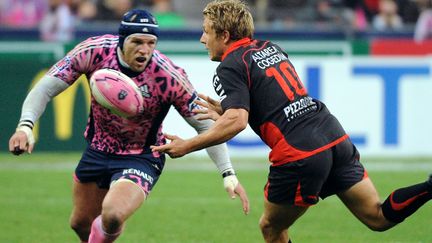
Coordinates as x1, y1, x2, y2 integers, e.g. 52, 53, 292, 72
47, 35, 198, 154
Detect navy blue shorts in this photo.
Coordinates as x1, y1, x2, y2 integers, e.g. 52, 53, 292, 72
74, 146, 165, 196
264, 139, 367, 206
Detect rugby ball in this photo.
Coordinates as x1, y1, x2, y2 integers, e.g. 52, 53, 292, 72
89, 69, 143, 118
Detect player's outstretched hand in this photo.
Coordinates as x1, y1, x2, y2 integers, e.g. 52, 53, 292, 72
8, 128, 35, 155
193, 93, 223, 121
150, 133, 188, 158
224, 175, 250, 215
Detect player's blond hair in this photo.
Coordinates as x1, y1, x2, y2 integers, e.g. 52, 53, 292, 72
203, 0, 254, 40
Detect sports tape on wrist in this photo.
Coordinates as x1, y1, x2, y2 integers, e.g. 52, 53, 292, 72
18, 120, 34, 129
223, 174, 239, 191
16, 125, 35, 145
221, 168, 236, 178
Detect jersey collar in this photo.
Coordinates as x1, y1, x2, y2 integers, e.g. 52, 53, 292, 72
221, 38, 252, 61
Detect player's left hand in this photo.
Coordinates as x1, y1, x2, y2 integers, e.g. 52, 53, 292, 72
223, 174, 250, 215
150, 133, 188, 158
192, 93, 223, 121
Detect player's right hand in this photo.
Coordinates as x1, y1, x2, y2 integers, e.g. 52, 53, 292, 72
150, 133, 188, 158
9, 126, 35, 155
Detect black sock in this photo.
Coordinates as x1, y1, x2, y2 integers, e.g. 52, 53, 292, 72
382, 179, 432, 223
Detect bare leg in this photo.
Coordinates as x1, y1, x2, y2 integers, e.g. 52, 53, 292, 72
70, 181, 108, 242
259, 198, 308, 243
87, 179, 146, 243
100, 180, 145, 233
339, 175, 432, 231
338, 178, 396, 231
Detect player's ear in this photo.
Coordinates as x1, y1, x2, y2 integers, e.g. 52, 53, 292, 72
222, 30, 231, 44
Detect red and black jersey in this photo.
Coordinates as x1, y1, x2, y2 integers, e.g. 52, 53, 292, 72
212, 38, 349, 165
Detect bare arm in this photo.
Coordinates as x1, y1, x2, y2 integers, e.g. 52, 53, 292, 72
183, 114, 233, 173
151, 108, 248, 158
189, 108, 248, 151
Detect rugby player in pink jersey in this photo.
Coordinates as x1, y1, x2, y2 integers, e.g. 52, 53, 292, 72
8, 9, 249, 243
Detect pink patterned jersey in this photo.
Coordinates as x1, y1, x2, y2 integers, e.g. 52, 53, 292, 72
47, 34, 198, 154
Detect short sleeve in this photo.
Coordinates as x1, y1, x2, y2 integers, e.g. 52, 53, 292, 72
215, 63, 250, 112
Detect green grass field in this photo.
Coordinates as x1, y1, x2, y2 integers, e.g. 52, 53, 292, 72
0, 152, 431, 243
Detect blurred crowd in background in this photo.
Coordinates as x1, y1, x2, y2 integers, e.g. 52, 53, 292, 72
0, 0, 431, 42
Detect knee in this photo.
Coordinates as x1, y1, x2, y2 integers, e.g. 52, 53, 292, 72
365, 221, 393, 232
259, 215, 277, 235
101, 204, 126, 233
366, 224, 389, 232
259, 215, 289, 242
361, 213, 393, 232
70, 216, 92, 236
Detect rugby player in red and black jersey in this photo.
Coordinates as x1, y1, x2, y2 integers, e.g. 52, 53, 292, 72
152, 1, 432, 242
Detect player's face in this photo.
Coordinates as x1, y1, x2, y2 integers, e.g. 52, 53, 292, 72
200, 17, 226, 62
122, 34, 157, 72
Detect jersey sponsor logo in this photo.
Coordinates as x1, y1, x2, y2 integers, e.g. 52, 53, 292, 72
139, 84, 151, 98
283, 96, 317, 122
122, 168, 154, 184
251, 46, 278, 61
251, 46, 288, 69
212, 73, 227, 101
